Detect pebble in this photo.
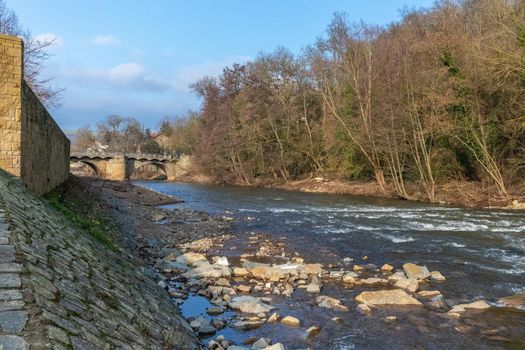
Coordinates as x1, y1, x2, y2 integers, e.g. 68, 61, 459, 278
267, 312, 280, 323
429, 271, 446, 281
381, 264, 394, 272
198, 324, 216, 336
281, 316, 300, 326
357, 304, 372, 314
305, 326, 321, 339
236, 284, 252, 293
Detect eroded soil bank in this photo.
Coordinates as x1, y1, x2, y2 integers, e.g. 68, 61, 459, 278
57, 177, 525, 349
178, 173, 525, 209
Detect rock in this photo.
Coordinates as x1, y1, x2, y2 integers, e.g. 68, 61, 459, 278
280, 283, 293, 297
198, 323, 216, 336
262, 344, 285, 350
304, 263, 323, 275
233, 267, 249, 277
353, 265, 364, 271
417, 290, 441, 298
329, 271, 345, 279
381, 264, 394, 272
190, 319, 202, 329
229, 296, 274, 314
342, 273, 356, 284
360, 277, 389, 286
250, 266, 289, 280
216, 278, 231, 286
384, 316, 397, 323
355, 289, 422, 306
306, 283, 321, 293
242, 261, 270, 271
228, 346, 249, 350
267, 312, 280, 323
427, 294, 447, 309
236, 284, 252, 293
305, 326, 321, 339
182, 262, 232, 279
498, 294, 525, 310
251, 338, 270, 350
315, 295, 349, 312
357, 304, 371, 314
281, 316, 300, 326
215, 256, 229, 266
429, 271, 446, 281
388, 271, 407, 282
206, 306, 224, 315
211, 317, 226, 330
332, 317, 343, 323
394, 277, 419, 292
343, 257, 353, 263
176, 252, 208, 267
157, 260, 189, 273
402, 263, 430, 280
448, 300, 491, 317
231, 320, 264, 330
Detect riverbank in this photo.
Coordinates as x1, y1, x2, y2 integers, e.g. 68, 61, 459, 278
177, 172, 525, 209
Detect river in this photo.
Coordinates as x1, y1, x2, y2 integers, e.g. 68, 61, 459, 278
135, 180, 525, 349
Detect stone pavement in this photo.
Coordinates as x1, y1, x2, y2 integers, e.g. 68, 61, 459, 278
0, 170, 199, 349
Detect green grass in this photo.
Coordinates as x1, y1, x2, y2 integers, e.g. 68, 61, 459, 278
45, 191, 119, 252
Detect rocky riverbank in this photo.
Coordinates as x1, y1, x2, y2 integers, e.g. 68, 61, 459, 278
36, 176, 525, 349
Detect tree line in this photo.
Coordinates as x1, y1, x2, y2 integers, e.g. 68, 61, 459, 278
165, 0, 525, 201
73, 115, 163, 155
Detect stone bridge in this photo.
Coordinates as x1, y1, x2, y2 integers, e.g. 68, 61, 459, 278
70, 152, 181, 180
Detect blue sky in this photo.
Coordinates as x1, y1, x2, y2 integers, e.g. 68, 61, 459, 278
6, 0, 434, 131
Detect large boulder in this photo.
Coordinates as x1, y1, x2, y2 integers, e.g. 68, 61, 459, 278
229, 296, 274, 314
402, 263, 430, 280
176, 252, 208, 267
355, 289, 422, 306
498, 294, 525, 310
316, 295, 349, 311
448, 300, 491, 317
156, 260, 189, 273
394, 277, 419, 293
250, 266, 289, 280
182, 262, 231, 279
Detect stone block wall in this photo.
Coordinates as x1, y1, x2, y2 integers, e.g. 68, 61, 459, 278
0, 34, 70, 195
0, 34, 23, 176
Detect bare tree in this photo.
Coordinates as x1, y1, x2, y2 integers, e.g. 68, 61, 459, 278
0, 0, 63, 107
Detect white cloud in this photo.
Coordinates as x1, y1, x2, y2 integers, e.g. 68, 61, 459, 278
109, 62, 144, 83
62, 62, 172, 92
91, 35, 121, 46
35, 32, 64, 48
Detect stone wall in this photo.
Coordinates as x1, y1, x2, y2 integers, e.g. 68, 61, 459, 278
0, 34, 70, 195
0, 34, 23, 176
0, 169, 199, 349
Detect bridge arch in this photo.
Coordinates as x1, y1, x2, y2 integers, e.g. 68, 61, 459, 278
70, 159, 101, 177
129, 161, 167, 180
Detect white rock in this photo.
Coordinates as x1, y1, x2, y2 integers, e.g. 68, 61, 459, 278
229, 296, 274, 314
215, 256, 229, 266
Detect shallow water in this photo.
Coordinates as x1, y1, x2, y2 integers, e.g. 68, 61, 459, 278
135, 181, 525, 349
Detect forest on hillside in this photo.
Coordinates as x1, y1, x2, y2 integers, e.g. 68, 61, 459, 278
160, 0, 525, 202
